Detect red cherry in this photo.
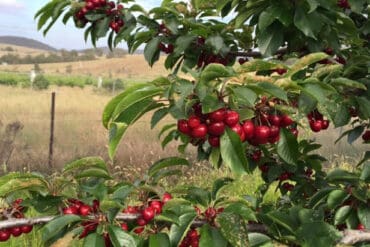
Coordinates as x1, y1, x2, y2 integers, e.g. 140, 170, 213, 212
268, 135, 280, 144
63, 206, 79, 215
289, 128, 299, 137
142, 207, 155, 222
136, 217, 147, 226
281, 115, 294, 127
242, 120, 255, 140
209, 109, 226, 122
282, 183, 294, 191
275, 68, 287, 75
86, 1, 95, 10
117, 4, 123, 10
224, 111, 239, 127
208, 136, 220, 147
208, 122, 225, 136
324, 47, 334, 55
99, 0, 107, 6
121, 223, 129, 231
254, 126, 271, 143
191, 124, 208, 139
251, 150, 262, 162
259, 164, 269, 173
362, 130, 370, 142
124, 206, 138, 214
149, 201, 162, 214
79, 205, 92, 216
357, 224, 366, 230
310, 120, 322, 132
231, 123, 243, 136
10, 227, 22, 237
104, 233, 112, 247
0, 230, 10, 242
269, 114, 282, 126
191, 238, 199, 247
188, 115, 201, 129
205, 207, 217, 219
238, 58, 246, 65
279, 172, 290, 181
134, 227, 144, 234
108, 1, 115, 8
162, 192, 172, 203
269, 125, 280, 138
20, 225, 33, 234
178, 119, 190, 135
92, 199, 100, 213
321, 120, 330, 130
166, 44, 174, 54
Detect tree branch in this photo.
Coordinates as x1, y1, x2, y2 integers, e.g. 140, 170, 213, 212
0, 215, 369, 244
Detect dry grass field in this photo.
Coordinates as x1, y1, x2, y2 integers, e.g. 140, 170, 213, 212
0, 44, 47, 58
0, 85, 191, 177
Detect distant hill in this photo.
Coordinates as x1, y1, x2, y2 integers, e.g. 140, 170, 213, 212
0, 36, 57, 52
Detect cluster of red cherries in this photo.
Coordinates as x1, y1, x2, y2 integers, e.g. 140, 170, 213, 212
0, 199, 33, 242
177, 103, 298, 148
121, 192, 172, 235
307, 109, 330, 133
62, 199, 102, 239
179, 228, 200, 247
74, 0, 125, 33
362, 130, 370, 142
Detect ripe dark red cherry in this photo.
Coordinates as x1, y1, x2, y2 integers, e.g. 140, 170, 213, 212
208, 136, 220, 147
162, 192, 172, 203
0, 230, 10, 242
269, 114, 282, 126
242, 120, 255, 140
231, 123, 243, 136
191, 124, 208, 139
269, 125, 280, 138
321, 120, 329, 130
224, 111, 240, 127
177, 119, 190, 134
63, 206, 79, 215
357, 224, 365, 230
136, 218, 147, 226
134, 227, 144, 234
281, 115, 294, 127
142, 207, 155, 222
310, 120, 322, 132
121, 223, 129, 231
209, 109, 226, 122
149, 201, 162, 214
188, 115, 201, 129
20, 225, 33, 234
79, 205, 92, 216
254, 126, 271, 142
208, 122, 225, 136
10, 227, 22, 237
362, 130, 370, 142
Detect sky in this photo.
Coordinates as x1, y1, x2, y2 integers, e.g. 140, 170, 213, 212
0, 0, 161, 50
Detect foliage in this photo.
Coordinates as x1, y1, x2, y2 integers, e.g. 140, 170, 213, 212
32, 75, 50, 90
0, 0, 369, 246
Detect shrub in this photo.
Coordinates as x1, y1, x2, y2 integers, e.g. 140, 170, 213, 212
32, 74, 49, 90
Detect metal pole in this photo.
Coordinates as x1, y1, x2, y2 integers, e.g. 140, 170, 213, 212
48, 92, 56, 169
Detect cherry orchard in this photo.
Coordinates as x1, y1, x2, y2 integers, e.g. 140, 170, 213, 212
0, 0, 368, 246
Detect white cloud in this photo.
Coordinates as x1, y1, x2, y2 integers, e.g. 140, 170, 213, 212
0, 0, 24, 9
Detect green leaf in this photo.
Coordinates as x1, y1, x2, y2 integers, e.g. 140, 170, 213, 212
42, 215, 81, 243
112, 184, 134, 201
331, 78, 367, 90
199, 224, 228, 247
248, 233, 272, 247
83, 233, 105, 247
277, 128, 299, 165
358, 151, 370, 167
95, 17, 110, 38
174, 35, 196, 56
169, 212, 197, 247
149, 233, 171, 247
205, 35, 225, 54
335, 126, 364, 144
63, 156, 108, 173
326, 169, 359, 183
333, 104, 350, 127
360, 161, 370, 182
358, 205, 370, 229
74, 168, 111, 180
211, 177, 233, 200
108, 225, 136, 247
0, 173, 48, 196
356, 97, 370, 119
224, 202, 257, 222
220, 128, 249, 174
327, 190, 350, 209
257, 22, 284, 56
238, 60, 284, 73
144, 37, 161, 67
151, 108, 169, 129
296, 222, 341, 247
265, 211, 297, 234
216, 212, 249, 247
209, 147, 221, 169
148, 157, 190, 177
308, 187, 336, 209
257, 82, 288, 102
200, 64, 234, 83
288, 53, 328, 77
294, 6, 323, 39
108, 122, 128, 159
334, 206, 352, 225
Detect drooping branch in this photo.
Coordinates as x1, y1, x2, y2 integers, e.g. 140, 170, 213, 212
0, 215, 369, 244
